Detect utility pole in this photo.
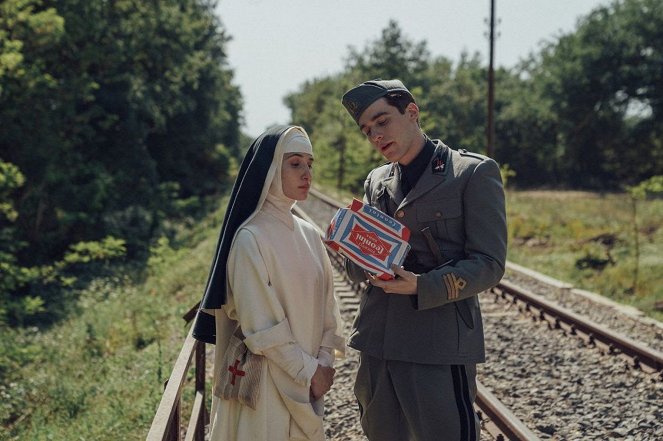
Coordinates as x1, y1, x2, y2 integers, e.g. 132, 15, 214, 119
487, 0, 496, 158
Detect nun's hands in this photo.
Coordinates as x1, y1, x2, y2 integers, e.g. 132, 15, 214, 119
310, 364, 335, 400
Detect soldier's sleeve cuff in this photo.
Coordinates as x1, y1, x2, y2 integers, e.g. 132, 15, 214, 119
417, 271, 449, 310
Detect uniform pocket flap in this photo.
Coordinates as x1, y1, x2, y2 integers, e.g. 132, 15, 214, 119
416, 199, 462, 221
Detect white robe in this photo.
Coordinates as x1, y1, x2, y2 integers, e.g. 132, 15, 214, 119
208, 199, 345, 441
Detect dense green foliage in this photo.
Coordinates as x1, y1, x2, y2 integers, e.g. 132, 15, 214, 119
0, 199, 226, 439
285, 0, 663, 192
0, 0, 241, 325
531, 0, 663, 188
1, 0, 662, 436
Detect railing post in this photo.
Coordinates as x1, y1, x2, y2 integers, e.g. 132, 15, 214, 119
195, 341, 207, 441
167, 397, 180, 441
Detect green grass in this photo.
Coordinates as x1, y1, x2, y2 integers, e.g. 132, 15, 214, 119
506, 190, 663, 321
320, 186, 663, 318
0, 189, 661, 440
0, 197, 228, 440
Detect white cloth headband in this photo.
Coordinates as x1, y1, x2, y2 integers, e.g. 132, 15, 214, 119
283, 131, 313, 155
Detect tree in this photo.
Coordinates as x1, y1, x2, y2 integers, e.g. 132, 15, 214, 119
419, 53, 487, 153
0, 160, 28, 322
535, 0, 663, 188
287, 21, 436, 191
345, 20, 430, 87
285, 3, 663, 192
0, 0, 242, 264
494, 62, 560, 187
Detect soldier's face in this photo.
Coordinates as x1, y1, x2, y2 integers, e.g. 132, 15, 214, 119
358, 98, 421, 165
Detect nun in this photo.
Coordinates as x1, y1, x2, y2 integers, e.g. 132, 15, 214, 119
192, 125, 345, 440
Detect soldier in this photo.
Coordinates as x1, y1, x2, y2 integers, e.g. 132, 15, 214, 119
341, 79, 507, 441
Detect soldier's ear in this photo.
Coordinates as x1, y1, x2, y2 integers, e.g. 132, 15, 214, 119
405, 102, 419, 121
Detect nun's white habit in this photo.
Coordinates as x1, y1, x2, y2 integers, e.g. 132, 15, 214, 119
199, 126, 345, 440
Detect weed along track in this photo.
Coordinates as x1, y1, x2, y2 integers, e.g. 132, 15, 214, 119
295, 188, 663, 441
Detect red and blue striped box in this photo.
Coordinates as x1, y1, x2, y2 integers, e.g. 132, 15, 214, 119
325, 199, 411, 280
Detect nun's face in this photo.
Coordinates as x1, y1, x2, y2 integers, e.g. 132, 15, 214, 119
281, 152, 313, 200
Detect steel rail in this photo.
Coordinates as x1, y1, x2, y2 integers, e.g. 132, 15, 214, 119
476, 382, 541, 441
495, 279, 663, 374
310, 187, 344, 209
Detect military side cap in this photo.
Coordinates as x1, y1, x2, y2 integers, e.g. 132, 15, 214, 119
342, 79, 412, 124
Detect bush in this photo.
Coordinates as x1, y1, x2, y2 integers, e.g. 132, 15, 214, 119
1, 236, 127, 327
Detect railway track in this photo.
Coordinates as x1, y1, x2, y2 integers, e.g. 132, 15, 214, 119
297, 187, 663, 440
492, 280, 663, 375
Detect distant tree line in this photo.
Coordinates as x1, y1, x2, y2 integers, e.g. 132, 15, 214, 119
1, 0, 662, 327
0, 0, 242, 325
285, 0, 663, 193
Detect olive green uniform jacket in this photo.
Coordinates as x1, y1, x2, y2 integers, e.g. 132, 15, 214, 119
346, 138, 507, 365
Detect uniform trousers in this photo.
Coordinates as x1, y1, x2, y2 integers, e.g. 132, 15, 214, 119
354, 354, 480, 441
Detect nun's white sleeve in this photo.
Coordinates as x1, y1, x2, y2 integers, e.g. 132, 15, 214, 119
227, 229, 318, 387
318, 239, 346, 362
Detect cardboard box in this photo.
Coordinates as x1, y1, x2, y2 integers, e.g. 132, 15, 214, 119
325, 199, 411, 280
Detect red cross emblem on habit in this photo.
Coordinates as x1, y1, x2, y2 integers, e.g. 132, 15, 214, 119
228, 359, 246, 385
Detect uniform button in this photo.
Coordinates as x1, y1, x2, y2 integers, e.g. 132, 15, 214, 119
436, 212, 442, 218
396, 210, 405, 218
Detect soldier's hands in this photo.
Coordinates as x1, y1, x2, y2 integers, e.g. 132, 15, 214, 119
367, 265, 418, 295
310, 364, 335, 400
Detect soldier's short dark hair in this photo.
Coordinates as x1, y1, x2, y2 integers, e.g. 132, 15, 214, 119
384, 91, 415, 115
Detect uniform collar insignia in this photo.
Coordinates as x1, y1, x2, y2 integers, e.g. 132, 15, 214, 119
431, 152, 446, 174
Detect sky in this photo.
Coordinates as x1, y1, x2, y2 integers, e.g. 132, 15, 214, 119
216, 0, 613, 138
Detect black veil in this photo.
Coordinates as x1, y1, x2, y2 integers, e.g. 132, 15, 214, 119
192, 125, 291, 344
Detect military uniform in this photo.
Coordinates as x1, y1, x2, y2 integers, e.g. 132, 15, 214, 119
345, 138, 507, 441
340, 78, 507, 441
